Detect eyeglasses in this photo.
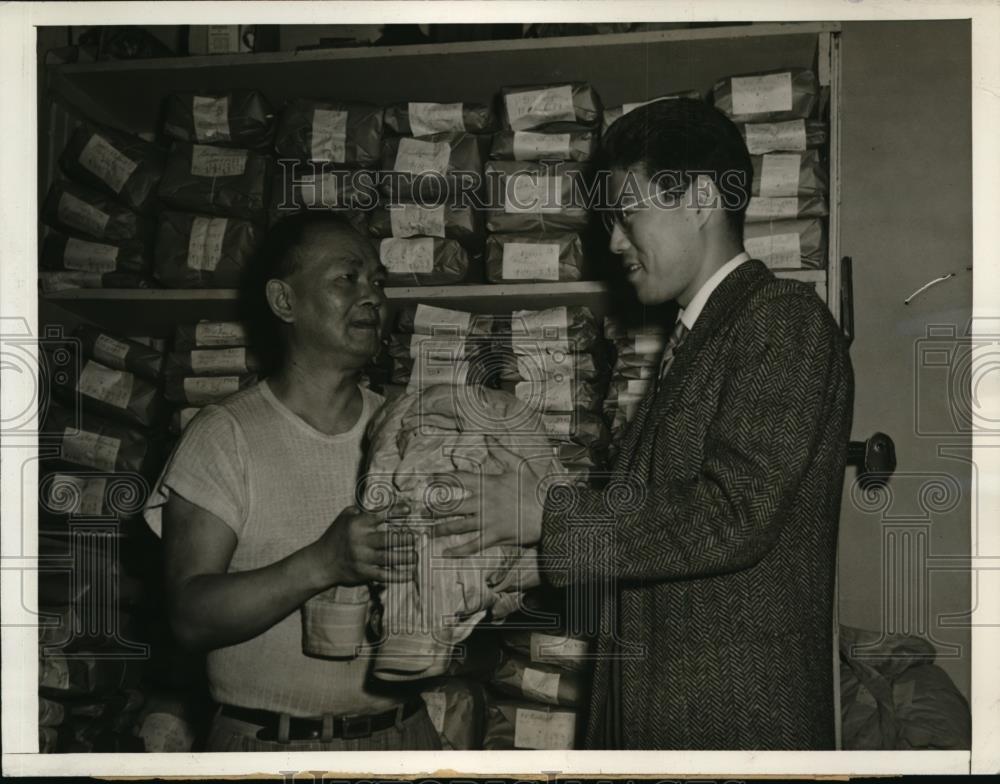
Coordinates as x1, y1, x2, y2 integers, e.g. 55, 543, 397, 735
601, 187, 688, 235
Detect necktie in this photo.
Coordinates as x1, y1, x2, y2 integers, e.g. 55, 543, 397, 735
656, 319, 690, 390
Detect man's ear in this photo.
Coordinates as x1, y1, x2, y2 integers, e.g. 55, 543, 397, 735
266, 278, 295, 324
692, 174, 722, 231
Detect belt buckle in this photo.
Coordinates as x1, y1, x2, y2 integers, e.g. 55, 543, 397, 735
341, 714, 373, 740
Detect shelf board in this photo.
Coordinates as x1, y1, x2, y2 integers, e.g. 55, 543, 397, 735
51, 23, 842, 76
42, 281, 610, 302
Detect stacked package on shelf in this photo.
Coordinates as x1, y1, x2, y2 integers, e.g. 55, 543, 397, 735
494, 305, 610, 485
155, 90, 276, 288
166, 320, 256, 434
712, 69, 829, 272
483, 83, 601, 285
37, 324, 174, 752
603, 315, 667, 461
377, 101, 492, 286
482, 593, 593, 751
40, 123, 167, 293
384, 303, 496, 399
271, 98, 384, 231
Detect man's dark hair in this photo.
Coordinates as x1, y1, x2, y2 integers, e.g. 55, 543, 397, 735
598, 98, 753, 240
240, 211, 369, 375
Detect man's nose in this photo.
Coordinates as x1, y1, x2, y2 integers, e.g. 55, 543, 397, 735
608, 222, 631, 255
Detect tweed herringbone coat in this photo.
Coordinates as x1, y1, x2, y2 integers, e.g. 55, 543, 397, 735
540, 260, 854, 750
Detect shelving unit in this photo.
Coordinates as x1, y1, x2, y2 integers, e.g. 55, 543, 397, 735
40, 21, 842, 333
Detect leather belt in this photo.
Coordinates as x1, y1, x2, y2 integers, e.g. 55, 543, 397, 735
219, 697, 424, 742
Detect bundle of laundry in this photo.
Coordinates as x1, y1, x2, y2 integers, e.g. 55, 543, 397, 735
163, 89, 276, 150
41, 233, 151, 277
483, 161, 590, 234
367, 203, 482, 249
158, 142, 271, 222
484, 233, 585, 284
489, 128, 597, 163
43, 181, 155, 244
384, 101, 495, 136
379, 132, 485, 203
274, 99, 384, 166
361, 385, 565, 681
153, 211, 262, 288
500, 83, 602, 130
712, 69, 819, 123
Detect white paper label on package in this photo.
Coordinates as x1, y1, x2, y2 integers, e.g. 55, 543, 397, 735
514, 708, 576, 749
394, 137, 452, 176
407, 353, 469, 392
79, 477, 108, 516
745, 232, 802, 269
310, 108, 348, 162
190, 145, 247, 177
138, 712, 197, 754
408, 102, 465, 137
178, 407, 199, 431
531, 633, 590, 664
413, 304, 472, 336
192, 95, 231, 143
93, 334, 131, 366
380, 238, 435, 274
521, 666, 561, 703
187, 217, 228, 272
504, 173, 563, 214
183, 376, 240, 404
389, 204, 446, 238
420, 691, 448, 734
79, 134, 138, 194
731, 72, 793, 116
58, 193, 110, 237
505, 85, 576, 131
746, 196, 800, 220
63, 238, 119, 272
633, 335, 665, 355
759, 153, 801, 197
512, 306, 569, 340
61, 428, 120, 473
40, 271, 103, 293
78, 361, 134, 410
195, 321, 248, 347
190, 347, 247, 374
541, 413, 573, 437
502, 242, 560, 281
513, 131, 571, 161
408, 333, 466, 361
744, 119, 807, 154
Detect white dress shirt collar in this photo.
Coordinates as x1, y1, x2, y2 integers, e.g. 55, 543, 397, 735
678, 251, 751, 330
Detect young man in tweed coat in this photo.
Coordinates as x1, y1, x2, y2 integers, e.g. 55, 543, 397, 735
436, 99, 854, 749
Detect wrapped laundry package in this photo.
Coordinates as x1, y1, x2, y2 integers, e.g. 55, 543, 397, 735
485, 233, 584, 283
379, 237, 469, 286
483, 699, 579, 750
744, 218, 826, 270
362, 386, 562, 680
495, 305, 602, 353
380, 132, 484, 202
712, 69, 819, 123
166, 347, 260, 376
419, 678, 489, 750
39, 271, 152, 293
745, 195, 828, 223
490, 651, 586, 707
43, 181, 154, 243
60, 125, 166, 215
501, 83, 602, 130
49, 356, 165, 429
274, 100, 383, 166
750, 150, 828, 197
154, 211, 262, 288
501, 626, 594, 673
163, 90, 276, 149
602, 90, 703, 132
75, 326, 164, 381
268, 164, 378, 225
164, 374, 257, 405
384, 101, 495, 136
43, 403, 157, 476
387, 331, 495, 390
367, 203, 482, 248
396, 303, 494, 337
173, 320, 249, 350
489, 128, 597, 162
484, 161, 590, 234
41, 233, 150, 276
504, 378, 605, 414
737, 118, 828, 155
158, 142, 270, 220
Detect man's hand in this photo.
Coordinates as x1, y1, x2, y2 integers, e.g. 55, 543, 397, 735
311, 505, 417, 586
430, 444, 549, 556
